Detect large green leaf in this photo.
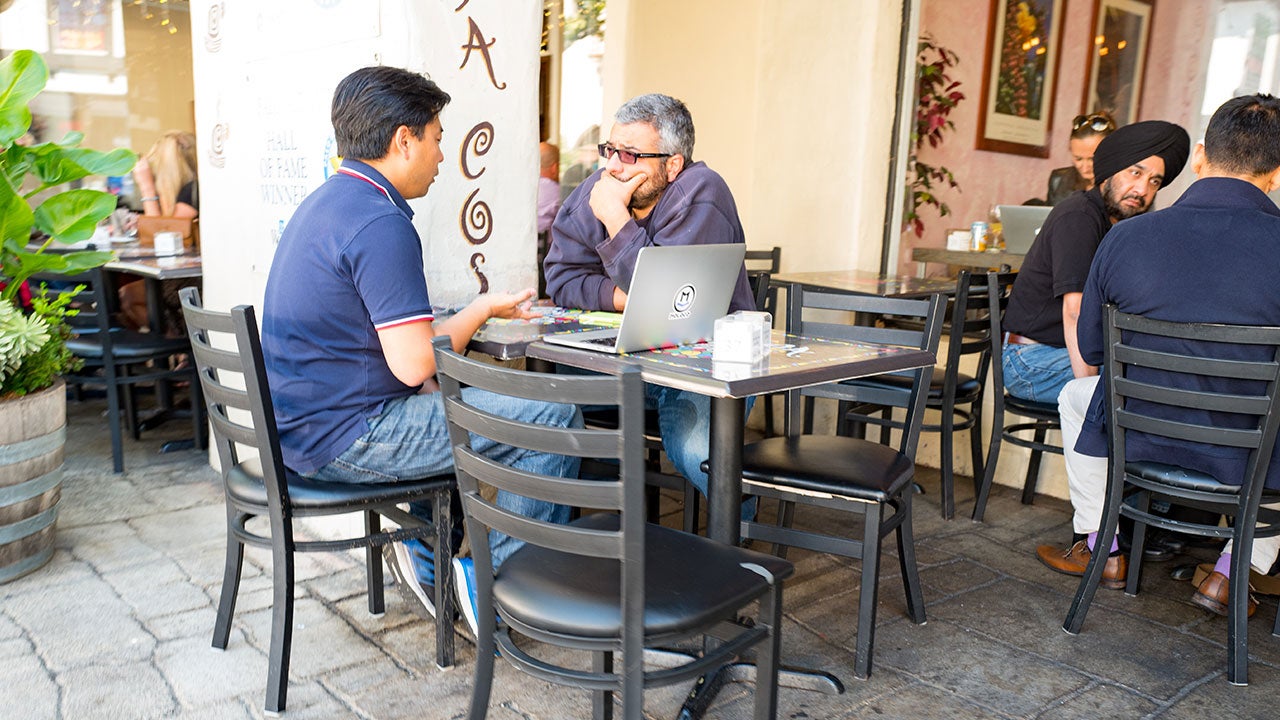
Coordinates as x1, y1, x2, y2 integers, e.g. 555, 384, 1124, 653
32, 189, 117, 242
0, 240, 112, 304
0, 174, 33, 245
0, 51, 47, 147
29, 145, 136, 188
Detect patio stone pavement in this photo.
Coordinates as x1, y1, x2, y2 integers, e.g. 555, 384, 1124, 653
1, 394, 1277, 718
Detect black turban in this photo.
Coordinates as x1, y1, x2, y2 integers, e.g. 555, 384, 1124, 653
1091, 120, 1190, 186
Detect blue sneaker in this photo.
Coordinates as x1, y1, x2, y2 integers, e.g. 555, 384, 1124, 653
384, 539, 437, 618
452, 557, 482, 637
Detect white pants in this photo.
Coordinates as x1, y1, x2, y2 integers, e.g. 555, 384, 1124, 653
1058, 376, 1280, 574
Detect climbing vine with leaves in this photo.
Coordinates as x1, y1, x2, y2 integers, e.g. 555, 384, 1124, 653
905, 35, 965, 238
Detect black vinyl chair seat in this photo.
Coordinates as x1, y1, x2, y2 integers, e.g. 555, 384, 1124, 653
1003, 394, 1058, 417
67, 330, 190, 359
1125, 460, 1280, 497
847, 367, 981, 400
222, 459, 454, 512
495, 513, 793, 639
738, 436, 914, 501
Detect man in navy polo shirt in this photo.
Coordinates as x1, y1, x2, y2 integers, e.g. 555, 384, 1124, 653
1039, 94, 1280, 615
261, 66, 581, 637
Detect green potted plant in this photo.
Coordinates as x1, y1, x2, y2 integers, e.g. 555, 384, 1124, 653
0, 48, 136, 582
905, 34, 964, 238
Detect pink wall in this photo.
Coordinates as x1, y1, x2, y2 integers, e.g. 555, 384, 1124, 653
906, 0, 1213, 276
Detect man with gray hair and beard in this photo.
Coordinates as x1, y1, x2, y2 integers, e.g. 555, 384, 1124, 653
544, 93, 754, 509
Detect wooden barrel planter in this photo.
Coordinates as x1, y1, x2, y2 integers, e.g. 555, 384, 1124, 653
0, 381, 65, 583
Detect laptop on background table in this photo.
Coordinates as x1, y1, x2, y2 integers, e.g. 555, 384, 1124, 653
997, 205, 1054, 254
544, 244, 747, 354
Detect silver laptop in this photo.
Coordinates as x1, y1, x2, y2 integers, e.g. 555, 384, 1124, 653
544, 244, 747, 354
997, 205, 1054, 254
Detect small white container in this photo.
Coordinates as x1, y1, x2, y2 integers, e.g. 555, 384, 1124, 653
153, 231, 184, 256
713, 311, 772, 364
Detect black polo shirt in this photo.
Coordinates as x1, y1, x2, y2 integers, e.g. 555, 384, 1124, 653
1003, 188, 1111, 346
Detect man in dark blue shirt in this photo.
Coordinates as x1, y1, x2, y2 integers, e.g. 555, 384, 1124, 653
262, 66, 581, 636
1038, 94, 1280, 615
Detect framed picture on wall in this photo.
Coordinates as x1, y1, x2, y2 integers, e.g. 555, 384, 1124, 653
1082, 0, 1154, 126
976, 0, 1066, 158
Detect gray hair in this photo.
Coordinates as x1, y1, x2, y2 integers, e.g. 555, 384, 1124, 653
614, 93, 695, 162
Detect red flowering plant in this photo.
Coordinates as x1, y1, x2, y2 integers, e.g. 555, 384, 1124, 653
905, 35, 965, 238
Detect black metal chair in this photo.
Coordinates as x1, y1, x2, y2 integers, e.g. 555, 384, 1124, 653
734, 285, 944, 679
971, 271, 1059, 521
433, 336, 792, 720
841, 270, 1002, 518
746, 247, 783, 434
179, 288, 457, 714
1063, 305, 1280, 686
33, 267, 203, 472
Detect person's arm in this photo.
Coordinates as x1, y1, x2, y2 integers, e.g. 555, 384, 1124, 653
1061, 291, 1097, 378
376, 289, 537, 387
133, 156, 162, 216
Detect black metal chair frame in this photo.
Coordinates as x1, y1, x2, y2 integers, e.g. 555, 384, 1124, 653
35, 267, 203, 473
1063, 305, 1280, 686
971, 270, 1060, 521
179, 288, 456, 714
746, 246, 783, 435
735, 285, 944, 679
433, 335, 792, 720
842, 270, 1000, 518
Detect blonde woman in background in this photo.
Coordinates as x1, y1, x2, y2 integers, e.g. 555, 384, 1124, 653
121, 130, 200, 333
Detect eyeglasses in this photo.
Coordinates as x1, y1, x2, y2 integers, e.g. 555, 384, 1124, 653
597, 143, 672, 164
1072, 113, 1116, 133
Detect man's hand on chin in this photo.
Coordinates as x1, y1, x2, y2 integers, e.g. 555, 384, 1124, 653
590, 172, 646, 238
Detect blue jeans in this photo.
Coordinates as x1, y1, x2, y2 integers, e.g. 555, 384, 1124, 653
1002, 343, 1073, 403
303, 389, 582, 568
646, 385, 757, 521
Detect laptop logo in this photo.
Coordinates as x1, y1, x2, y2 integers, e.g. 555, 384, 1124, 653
670, 284, 696, 320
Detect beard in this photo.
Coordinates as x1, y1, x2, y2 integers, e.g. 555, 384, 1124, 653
628, 170, 670, 212
1101, 177, 1153, 221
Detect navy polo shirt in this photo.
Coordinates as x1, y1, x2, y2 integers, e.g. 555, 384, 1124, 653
1075, 177, 1280, 489
262, 160, 434, 473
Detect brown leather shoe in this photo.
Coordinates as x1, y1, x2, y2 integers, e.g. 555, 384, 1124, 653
1190, 570, 1257, 618
1036, 540, 1128, 590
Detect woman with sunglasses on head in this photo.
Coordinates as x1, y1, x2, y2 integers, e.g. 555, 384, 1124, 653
1046, 112, 1117, 205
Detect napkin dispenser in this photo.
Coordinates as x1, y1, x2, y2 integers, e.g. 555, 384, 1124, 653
713, 311, 772, 364
154, 231, 185, 256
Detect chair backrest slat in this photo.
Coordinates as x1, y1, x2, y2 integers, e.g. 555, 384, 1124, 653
459, 484, 624, 560
444, 397, 621, 459
1114, 377, 1274, 415
784, 283, 945, 457
441, 349, 623, 407
454, 447, 625, 509
1113, 344, 1280, 382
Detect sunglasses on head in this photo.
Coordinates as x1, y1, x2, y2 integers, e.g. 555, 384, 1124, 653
598, 142, 672, 165
1072, 113, 1116, 133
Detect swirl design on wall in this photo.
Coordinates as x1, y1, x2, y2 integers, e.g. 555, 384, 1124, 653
204, 3, 224, 53
460, 122, 493, 180
470, 253, 489, 293
460, 188, 492, 245
207, 122, 228, 168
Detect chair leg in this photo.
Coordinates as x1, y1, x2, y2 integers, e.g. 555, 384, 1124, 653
645, 484, 661, 524
940, 402, 956, 520
895, 494, 927, 624
763, 393, 776, 437
433, 487, 456, 669
364, 511, 385, 615
592, 650, 615, 720
211, 515, 244, 650
683, 488, 700, 535
105, 380, 125, 473
189, 367, 207, 449
265, 536, 296, 714
968, 403, 985, 498
469, 588, 498, 720
1063, 463, 1124, 635
773, 499, 795, 559
971, 424, 1002, 522
1227, 532, 1253, 685
853, 503, 883, 680
1021, 426, 1047, 505
1125, 492, 1150, 597
752, 582, 784, 720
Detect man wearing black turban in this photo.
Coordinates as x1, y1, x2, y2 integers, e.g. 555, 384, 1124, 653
1007, 120, 1189, 586
1043, 95, 1280, 615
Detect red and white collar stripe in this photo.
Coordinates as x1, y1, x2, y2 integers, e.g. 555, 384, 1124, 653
337, 166, 394, 203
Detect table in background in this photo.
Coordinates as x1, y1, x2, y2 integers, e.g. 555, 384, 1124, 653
911, 247, 1024, 276
771, 269, 958, 299
467, 308, 615, 361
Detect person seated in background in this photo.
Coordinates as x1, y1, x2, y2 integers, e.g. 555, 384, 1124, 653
1001, 120, 1189, 405
1044, 112, 1117, 205
121, 130, 200, 335
1039, 94, 1280, 613
544, 92, 754, 509
536, 141, 561, 234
